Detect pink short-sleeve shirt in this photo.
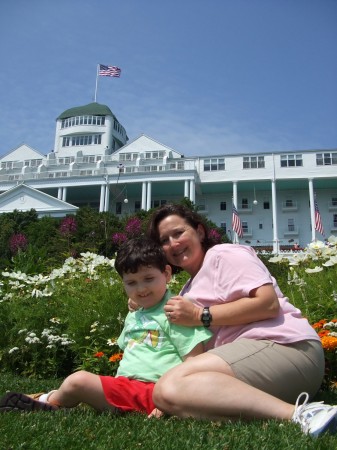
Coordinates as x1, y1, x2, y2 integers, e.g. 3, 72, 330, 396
180, 244, 320, 351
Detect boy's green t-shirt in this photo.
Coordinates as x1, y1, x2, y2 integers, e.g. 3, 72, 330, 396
117, 290, 212, 382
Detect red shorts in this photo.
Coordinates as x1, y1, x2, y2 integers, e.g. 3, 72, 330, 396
99, 375, 155, 415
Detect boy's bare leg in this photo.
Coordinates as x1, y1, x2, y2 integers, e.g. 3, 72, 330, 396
48, 370, 116, 412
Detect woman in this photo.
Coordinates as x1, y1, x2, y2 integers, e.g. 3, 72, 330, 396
146, 203, 337, 437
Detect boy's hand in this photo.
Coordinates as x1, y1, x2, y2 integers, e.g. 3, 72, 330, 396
128, 298, 140, 312
148, 407, 164, 419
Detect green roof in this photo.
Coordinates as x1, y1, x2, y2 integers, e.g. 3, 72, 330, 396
57, 103, 116, 120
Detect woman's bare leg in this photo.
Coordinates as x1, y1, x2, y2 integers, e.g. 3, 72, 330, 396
47, 371, 116, 412
153, 353, 295, 421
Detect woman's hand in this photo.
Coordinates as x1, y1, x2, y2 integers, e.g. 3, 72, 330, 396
128, 298, 140, 312
164, 296, 202, 326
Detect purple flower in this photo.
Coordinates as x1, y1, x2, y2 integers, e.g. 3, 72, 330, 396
112, 232, 127, 246
60, 216, 77, 236
9, 233, 28, 254
125, 217, 142, 236
208, 228, 222, 244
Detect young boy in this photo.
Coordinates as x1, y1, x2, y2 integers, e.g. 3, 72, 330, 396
0, 237, 211, 416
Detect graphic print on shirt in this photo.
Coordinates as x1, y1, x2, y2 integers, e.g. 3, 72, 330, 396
125, 316, 164, 350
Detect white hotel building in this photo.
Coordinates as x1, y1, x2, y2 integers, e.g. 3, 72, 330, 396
0, 102, 337, 253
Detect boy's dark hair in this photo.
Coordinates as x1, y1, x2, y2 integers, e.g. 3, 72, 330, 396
115, 237, 168, 277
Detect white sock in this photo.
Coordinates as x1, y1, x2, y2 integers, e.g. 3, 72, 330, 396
39, 390, 57, 403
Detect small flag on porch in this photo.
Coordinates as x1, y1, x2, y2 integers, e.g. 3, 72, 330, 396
314, 195, 325, 236
99, 64, 121, 77
232, 203, 243, 238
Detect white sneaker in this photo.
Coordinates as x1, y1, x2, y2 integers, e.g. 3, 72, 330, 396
292, 392, 337, 437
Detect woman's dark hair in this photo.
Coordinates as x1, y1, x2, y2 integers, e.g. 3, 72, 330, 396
147, 203, 216, 252
115, 236, 167, 276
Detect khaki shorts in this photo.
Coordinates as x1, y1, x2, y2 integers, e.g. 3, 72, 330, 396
209, 339, 325, 403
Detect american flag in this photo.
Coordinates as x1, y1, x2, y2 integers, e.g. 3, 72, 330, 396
99, 64, 121, 77
232, 203, 243, 238
314, 195, 325, 236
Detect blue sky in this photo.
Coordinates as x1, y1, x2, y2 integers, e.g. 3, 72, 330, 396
0, 0, 336, 158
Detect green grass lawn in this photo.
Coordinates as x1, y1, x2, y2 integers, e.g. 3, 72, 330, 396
1, 374, 336, 450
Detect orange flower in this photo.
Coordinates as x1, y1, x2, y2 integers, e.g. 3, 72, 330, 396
312, 319, 327, 329
109, 352, 123, 363
321, 336, 337, 351
94, 351, 105, 358
318, 330, 330, 337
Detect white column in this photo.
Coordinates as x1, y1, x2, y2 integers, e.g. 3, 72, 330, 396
62, 187, 67, 202
57, 187, 62, 199
104, 183, 110, 212
271, 179, 279, 253
146, 181, 152, 211
141, 182, 147, 210
232, 181, 238, 208
308, 178, 316, 241
189, 179, 195, 203
99, 185, 106, 212
232, 181, 239, 244
184, 180, 189, 199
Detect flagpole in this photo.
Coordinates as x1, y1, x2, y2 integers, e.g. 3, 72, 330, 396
94, 64, 99, 102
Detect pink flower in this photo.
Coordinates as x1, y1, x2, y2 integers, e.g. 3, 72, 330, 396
208, 228, 222, 244
125, 217, 142, 236
9, 233, 28, 254
112, 232, 127, 246
60, 216, 77, 236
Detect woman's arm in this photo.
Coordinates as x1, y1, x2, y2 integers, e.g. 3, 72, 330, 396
164, 284, 280, 327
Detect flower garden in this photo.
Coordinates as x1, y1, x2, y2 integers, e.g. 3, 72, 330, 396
0, 206, 336, 395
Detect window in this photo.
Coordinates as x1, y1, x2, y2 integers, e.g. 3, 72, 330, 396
61, 115, 105, 129
135, 201, 141, 211
333, 214, 337, 228
280, 154, 303, 167
288, 218, 295, 232
115, 202, 122, 214
61, 134, 102, 147
220, 201, 227, 211
259, 222, 263, 229
145, 151, 165, 160
62, 137, 70, 147
242, 221, 248, 233
119, 153, 137, 161
220, 222, 227, 233
203, 158, 225, 171
23, 159, 43, 167
332, 198, 337, 206
243, 156, 265, 169
55, 172, 68, 177
263, 201, 270, 209
241, 198, 249, 209
168, 161, 184, 170
316, 152, 337, 166
83, 156, 95, 163
285, 199, 293, 207
2, 161, 14, 169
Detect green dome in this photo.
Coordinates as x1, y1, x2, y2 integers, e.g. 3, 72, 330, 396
57, 103, 116, 120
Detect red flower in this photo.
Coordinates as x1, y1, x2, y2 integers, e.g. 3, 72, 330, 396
94, 351, 105, 358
